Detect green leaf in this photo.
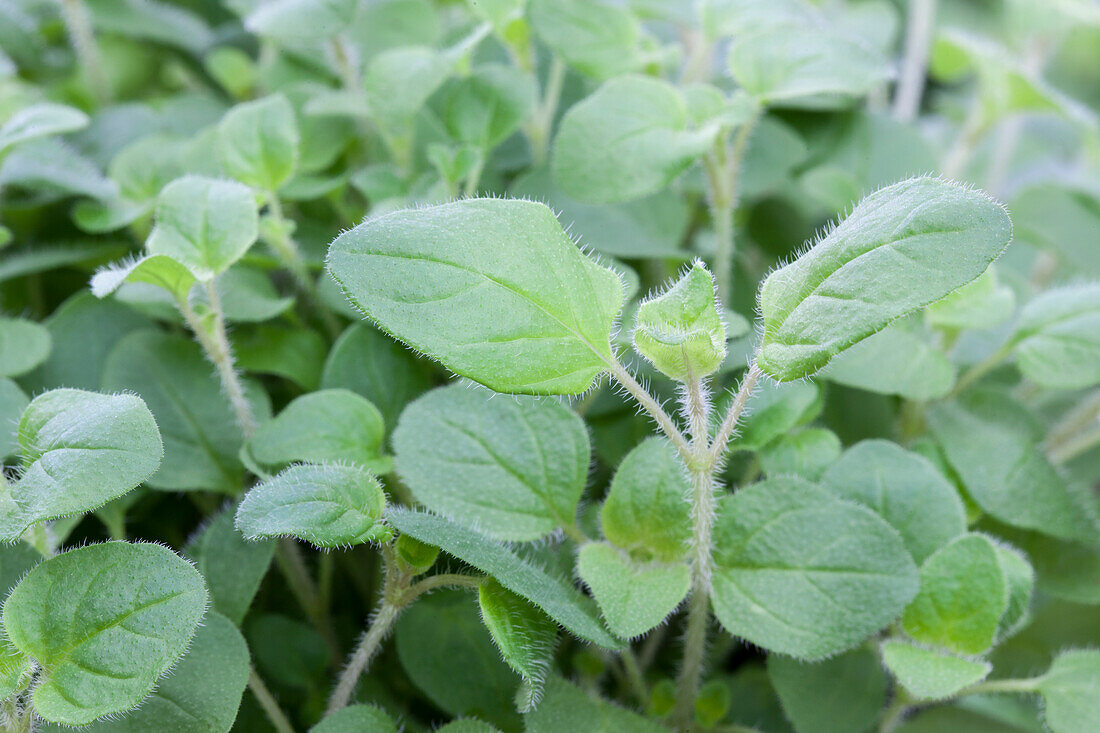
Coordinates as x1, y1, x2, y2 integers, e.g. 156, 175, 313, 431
211, 266, 295, 323
525, 676, 670, 733
728, 25, 891, 108
2, 542, 207, 726
394, 383, 588, 541
927, 391, 1098, 543
310, 705, 397, 733
528, 0, 641, 79
387, 508, 620, 649
444, 64, 536, 150
711, 477, 918, 659
552, 76, 718, 204
0, 316, 50, 377
217, 94, 300, 191
363, 46, 455, 133
1012, 283, 1100, 390
245, 0, 357, 40
880, 640, 991, 701
633, 262, 727, 380
52, 611, 250, 733
767, 647, 887, 733
820, 324, 956, 400
234, 324, 327, 391
926, 266, 1015, 331
1037, 649, 1100, 733
577, 542, 689, 639
185, 507, 274, 626
599, 437, 691, 561
395, 589, 521, 730
758, 427, 841, 481
145, 176, 259, 281
248, 613, 330, 690
0, 103, 89, 156
327, 198, 624, 395
250, 389, 391, 474
902, 533, 1007, 655
994, 543, 1035, 642
757, 177, 1012, 381
321, 324, 436, 431
236, 463, 389, 548
90, 253, 197, 303
478, 578, 557, 711
0, 378, 28, 460
820, 440, 967, 563
102, 331, 269, 493
729, 380, 822, 452
1, 389, 162, 541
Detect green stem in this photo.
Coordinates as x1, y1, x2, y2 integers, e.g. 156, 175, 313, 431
1048, 424, 1100, 465
248, 668, 296, 733
528, 56, 566, 167
941, 98, 986, 179
673, 370, 716, 729
892, 0, 937, 122
710, 361, 763, 464
327, 546, 481, 714
1046, 389, 1100, 451
950, 343, 1013, 397
60, 0, 108, 103
609, 357, 692, 461
275, 539, 341, 663
462, 154, 486, 197
620, 648, 649, 708
178, 283, 257, 438
265, 193, 341, 340
878, 691, 911, 733
961, 677, 1040, 695
705, 114, 759, 306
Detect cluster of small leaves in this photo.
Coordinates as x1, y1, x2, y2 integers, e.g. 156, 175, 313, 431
1, 0, 1100, 732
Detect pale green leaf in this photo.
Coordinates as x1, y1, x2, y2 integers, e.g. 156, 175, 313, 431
236, 463, 389, 548
820, 324, 956, 400
757, 177, 1012, 381
633, 261, 727, 380
145, 176, 259, 281
1037, 649, 1100, 733
217, 94, 300, 191
387, 508, 620, 649
994, 543, 1035, 642
478, 578, 557, 712
711, 477, 918, 659
1012, 283, 1100, 390
902, 533, 1007, 655
1, 389, 161, 541
90, 254, 197, 303
0, 316, 50, 377
880, 640, 991, 701
250, 389, 390, 474
728, 26, 891, 108
767, 647, 887, 733
0, 103, 88, 156
525, 676, 669, 732
0, 378, 28, 460
552, 76, 718, 204
2, 542, 207, 726
599, 437, 691, 562
728, 380, 822, 452
577, 542, 689, 639
528, 0, 641, 79
245, 0, 357, 40
759, 428, 841, 481
444, 64, 536, 150
926, 266, 1015, 331
393, 384, 588, 541
820, 440, 967, 563
327, 198, 624, 395
927, 391, 1098, 543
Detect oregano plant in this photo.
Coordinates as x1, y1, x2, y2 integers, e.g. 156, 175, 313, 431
1, 0, 1099, 732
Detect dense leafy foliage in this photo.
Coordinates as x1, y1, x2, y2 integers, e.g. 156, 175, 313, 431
1, 0, 1098, 732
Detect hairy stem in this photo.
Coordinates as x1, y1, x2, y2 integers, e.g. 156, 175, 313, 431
950, 342, 1013, 397
673, 371, 717, 728
710, 362, 764, 463
705, 115, 759, 306
60, 0, 108, 103
609, 357, 692, 461
1048, 424, 1100, 465
878, 691, 911, 733
248, 668, 296, 733
620, 648, 649, 707
1046, 389, 1100, 451
527, 56, 566, 166
892, 0, 937, 122
178, 282, 256, 438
